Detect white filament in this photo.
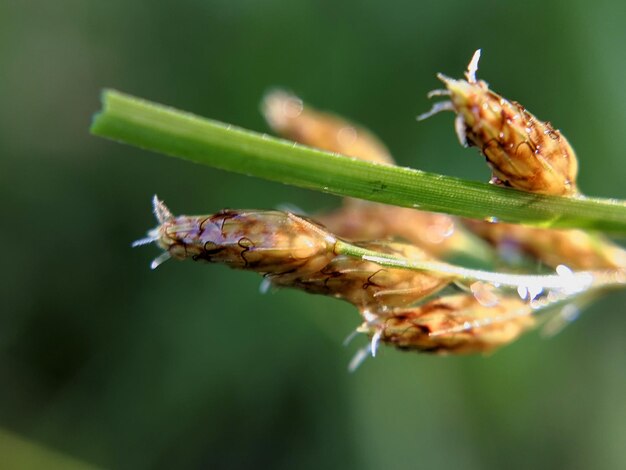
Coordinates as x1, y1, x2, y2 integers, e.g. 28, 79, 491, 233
150, 252, 171, 270
348, 345, 372, 373
417, 100, 455, 121
465, 49, 482, 83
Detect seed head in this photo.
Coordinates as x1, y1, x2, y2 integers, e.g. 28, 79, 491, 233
138, 199, 452, 311
262, 89, 394, 165
287, 241, 451, 310
465, 219, 626, 270
150, 200, 337, 277
420, 50, 579, 196
361, 294, 535, 355
317, 202, 473, 259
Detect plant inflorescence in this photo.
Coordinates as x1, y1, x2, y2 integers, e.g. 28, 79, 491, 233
94, 51, 626, 368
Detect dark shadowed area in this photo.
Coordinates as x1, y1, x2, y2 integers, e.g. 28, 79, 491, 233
2, 1, 626, 469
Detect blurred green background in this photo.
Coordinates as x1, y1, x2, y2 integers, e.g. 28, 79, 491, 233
2, 1, 626, 469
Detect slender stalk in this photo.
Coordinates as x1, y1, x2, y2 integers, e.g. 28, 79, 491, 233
335, 240, 625, 292
91, 89, 626, 234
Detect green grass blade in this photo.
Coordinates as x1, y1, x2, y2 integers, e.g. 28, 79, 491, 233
91, 89, 626, 234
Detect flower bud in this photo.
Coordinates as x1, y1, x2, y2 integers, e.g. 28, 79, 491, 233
420, 50, 578, 196
262, 89, 394, 165
362, 294, 535, 354
317, 202, 475, 259
290, 241, 451, 310
464, 219, 626, 270
139, 199, 451, 311
152, 199, 337, 277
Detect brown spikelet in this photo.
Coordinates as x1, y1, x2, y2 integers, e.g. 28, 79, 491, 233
363, 294, 535, 355
157, 208, 337, 276
262, 89, 394, 165
286, 241, 451, 310
317, 201, 473, 259
421, 50, 579, 196
464, 219, 626, 270
153, 202, 451, 310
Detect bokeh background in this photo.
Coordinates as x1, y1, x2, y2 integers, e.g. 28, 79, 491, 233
2, 1, 626, 468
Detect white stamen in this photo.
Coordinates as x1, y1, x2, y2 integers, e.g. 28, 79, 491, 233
150, 252, 171, 270
527, 284, 544, 301
370, 329, 382, 357
343, 329, 360, 346
348, 345, 371, 373
132, 236, 157, 248
152, 195, 174, 224
259, 278, 273, 294
427, 89, 451, 98
454, 114, 468, 147
556, 264, 573, 277
465, 49, 482, 83
132, 228, 160, 248
517, 285, 528, 300
417, 101, 455, 121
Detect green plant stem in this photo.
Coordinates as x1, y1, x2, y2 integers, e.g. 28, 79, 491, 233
334, 240, 624, 291
91, 89, 626, 234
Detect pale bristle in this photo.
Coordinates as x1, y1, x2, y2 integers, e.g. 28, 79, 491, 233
131, 236, 157, 248
150, 252, 171, 270
465, 48, 481, 83
152, 195, 174, 224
